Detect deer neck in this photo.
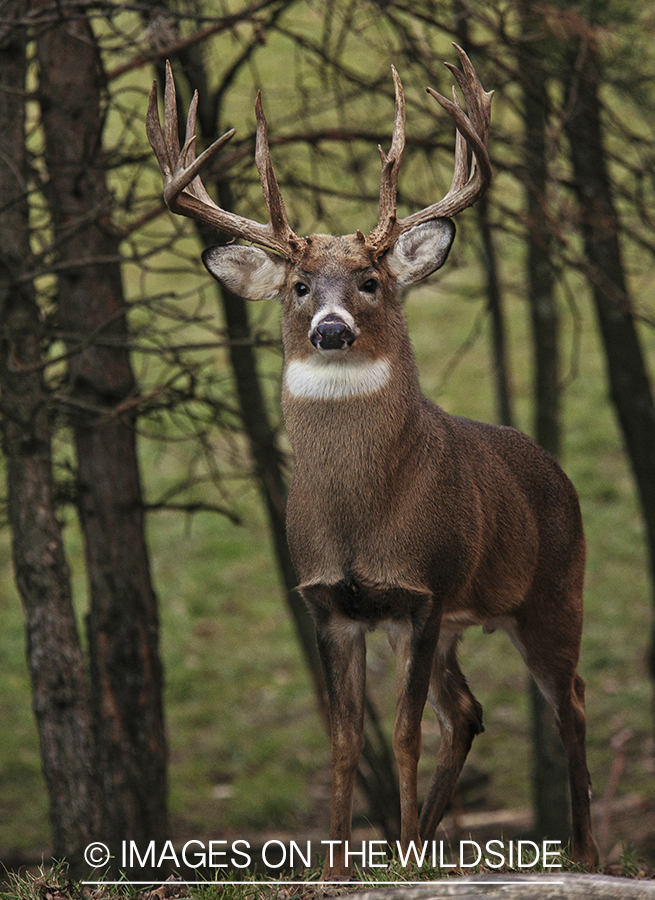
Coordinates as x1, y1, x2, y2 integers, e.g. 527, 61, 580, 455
281, 337, 425, 477
281, 338, 437, 593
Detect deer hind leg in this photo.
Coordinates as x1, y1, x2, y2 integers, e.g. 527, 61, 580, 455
418, 630, 484, 842
509, 610, 600, 868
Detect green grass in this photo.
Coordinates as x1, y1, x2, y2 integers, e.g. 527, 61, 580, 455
1, 270, 654, 864
0, 842, 650, 900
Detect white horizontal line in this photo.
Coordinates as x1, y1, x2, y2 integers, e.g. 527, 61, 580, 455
82, 879, 567, 887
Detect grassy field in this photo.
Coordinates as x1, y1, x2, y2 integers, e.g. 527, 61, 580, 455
1, 250, 653, 867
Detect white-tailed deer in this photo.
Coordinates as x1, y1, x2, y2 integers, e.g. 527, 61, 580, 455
147, 47, 599, 878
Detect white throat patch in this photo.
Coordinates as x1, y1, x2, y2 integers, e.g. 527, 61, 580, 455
284, 355, 391, 401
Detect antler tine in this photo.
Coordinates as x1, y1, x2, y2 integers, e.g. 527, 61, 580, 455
164, 60, 181, 165
444, 46, 490, 147
374, 66, 406, 237
367, 45, 493, 256
254, 92, 302, 253
146, 61, 304, 259
445, 87, 469, 194
424, 80, 492, 195
146, 71, 174, 180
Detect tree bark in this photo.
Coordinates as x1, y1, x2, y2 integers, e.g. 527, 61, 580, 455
452, 4, 514, 431
214, 252, 329, 719
477, 196, 514, 429
0, 5, 103, 875
35, 15, 167, 863
517, 0, 571, 846
562, 36, 655, 727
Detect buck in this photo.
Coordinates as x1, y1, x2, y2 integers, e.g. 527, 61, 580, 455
147, 48, 599, 879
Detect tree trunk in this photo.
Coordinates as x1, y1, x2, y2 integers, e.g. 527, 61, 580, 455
562, 36, 655, 729
0, 6, 103, 875
453, 2, 514, 432
36, 16, 167, 864
215, 259, 329, 719
518, 0, 571, 846
477, 196, 514, 429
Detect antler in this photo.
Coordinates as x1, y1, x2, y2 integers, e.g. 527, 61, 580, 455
367, 44, 493, 255
146, 61, 305, 259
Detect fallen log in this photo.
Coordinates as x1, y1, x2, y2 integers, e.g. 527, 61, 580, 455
352, 873, 655, 899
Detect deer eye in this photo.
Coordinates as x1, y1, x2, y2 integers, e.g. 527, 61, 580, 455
294, 282, 310, 297
360, 278, 379, 295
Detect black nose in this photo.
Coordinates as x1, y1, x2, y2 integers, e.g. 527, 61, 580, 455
310, 316, 356, 350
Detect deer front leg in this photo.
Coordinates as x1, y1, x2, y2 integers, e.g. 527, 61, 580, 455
310, 604, 367, 880
387, 600, 441, 854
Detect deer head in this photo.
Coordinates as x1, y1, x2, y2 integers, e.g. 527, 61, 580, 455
146, 46, 493, 331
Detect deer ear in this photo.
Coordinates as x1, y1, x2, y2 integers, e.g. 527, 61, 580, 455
386, 218, 456, 286
202, 245, 288, 301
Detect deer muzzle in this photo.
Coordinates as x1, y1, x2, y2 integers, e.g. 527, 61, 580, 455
310, 314, 357, 351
